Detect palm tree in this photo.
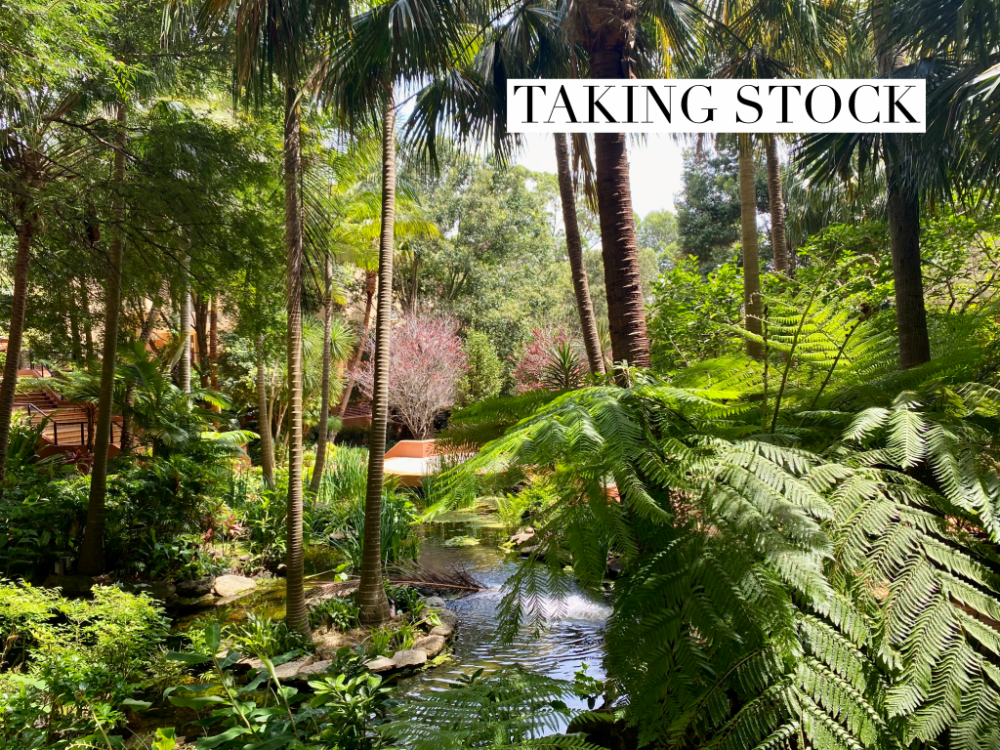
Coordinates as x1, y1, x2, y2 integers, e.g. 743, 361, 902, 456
737, 134, 764, 359
317, 0, 467, 625
764, 135, 790, 273
181, 0, 347, 635
309, 252, 335, 495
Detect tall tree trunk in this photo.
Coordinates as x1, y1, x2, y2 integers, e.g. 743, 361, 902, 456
178, 255, 192, 394
78, 101, 127, 576
589, 50, 650, 376
0, 204, 36, 483
69, 289, 83, 362
738, 135, 764, 359
194, 294, 209, 387
309, 253, 334, 495
284, 85, 309, 636
81, 277, 94, 361
256, 333, 276, 486
887, 162, 930, 369
764, 135, 789, 274
554, 133, 605, 376
209, 294, 219, 390
358, 91, 395, 627
332, 270, 376, 434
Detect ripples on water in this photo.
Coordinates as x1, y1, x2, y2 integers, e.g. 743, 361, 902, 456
402, 514, 609, 707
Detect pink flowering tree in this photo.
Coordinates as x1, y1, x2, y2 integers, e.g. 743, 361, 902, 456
353, 316, 468, 439
512, 328, 588, 393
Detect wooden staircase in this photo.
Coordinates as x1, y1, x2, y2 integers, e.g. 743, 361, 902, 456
14, 389, 120, 457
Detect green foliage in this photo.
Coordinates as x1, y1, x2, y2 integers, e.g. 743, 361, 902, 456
163, 624, 393, 750
459, 328, 504, 405
228, 613, 311, 659
309, 596, 361, 632
383, 666, 601, 750
0, 581, 168, 749
330, 490, 420, 572
440, 351, 1000, 750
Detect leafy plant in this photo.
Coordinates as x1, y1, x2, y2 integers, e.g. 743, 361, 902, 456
383, 665, 601, 750
228, 613, 310, 659
309, 596, 361, 632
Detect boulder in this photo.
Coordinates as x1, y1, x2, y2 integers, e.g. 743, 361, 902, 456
390, 648, 428, 668
519, 545, 538, 558
429, 623, 455, 638
214, 575, 256, 598
436, 609, 459, 629
365, 657, 396, 673
412, 635, 446, 658
422, 596, 446, 609
42, 575, 93, 597
176, 576, 215, 598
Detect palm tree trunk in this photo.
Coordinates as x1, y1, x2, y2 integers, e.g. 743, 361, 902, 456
554, 133, 604, 376
887, 162, 930, 369
256, 333, 276, 486
284, 85, 309, 636
358, 91, 395, 627
78, 101, 127, 576
764, 135, 790, 274
309, 253, 334, 495
194, 294, 210, 387
0, 204, 36, 483
738, 135, 764, 359
69, 290, 83, 362
589, 50, 650, 376
178, 255, 192, 393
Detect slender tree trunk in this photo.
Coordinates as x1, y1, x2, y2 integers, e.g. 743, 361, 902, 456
194, 294, 209, 387
284, 85, 309, 636
309, 253, 334, 495
332, 270, 375, 434
121, 280, 169, 455
0, 205, 35, 483
81, 277, 94, 361
358, 91, 395, 626
764, 135, 789, 274
178, 255, 192, 394
209, 294, 219, 390
78, 101, 127, 576
69, 290, 83, 362
256, 333, 276, 486
554, 133, 605, 376
887, 162, 930, 369
589, 50, 650, 376
738, 135, 764, 359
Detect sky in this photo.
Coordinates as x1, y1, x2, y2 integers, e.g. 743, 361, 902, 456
512, 133, 688, 217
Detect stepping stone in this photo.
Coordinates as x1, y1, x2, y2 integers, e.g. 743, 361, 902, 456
412, 635, 446, 658
429, 623, 455, 638
272, 657, 315, 680
214, 575, 256, 598
390, 649, 427, 668
176, 576, 215, 598
292, 659, 333, 678
365, 657, 396, 673
436, 609, 459, 628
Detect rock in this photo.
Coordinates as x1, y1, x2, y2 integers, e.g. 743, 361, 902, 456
313, 632, 361, 658
412, 635, 446, 658
510, 528, 535, 546
436, 609, 459, 629
238, 554, 251, 562
423, 596, 446, 609
429, 623, 455, 638
292, 659, 333, 678
214, 575, 256, 598
42, 575, 93, 597
272, 656, 315, 680
176, 576, 215, 598
148, 581, 176, 601
365, 657, 396, 673
519, 545, 538, 558
390, 649, 427, 668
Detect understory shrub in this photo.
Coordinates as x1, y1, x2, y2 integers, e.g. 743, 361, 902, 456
0, 581, 168, 749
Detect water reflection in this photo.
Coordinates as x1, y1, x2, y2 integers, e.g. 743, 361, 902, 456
402, 512, 609, 706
